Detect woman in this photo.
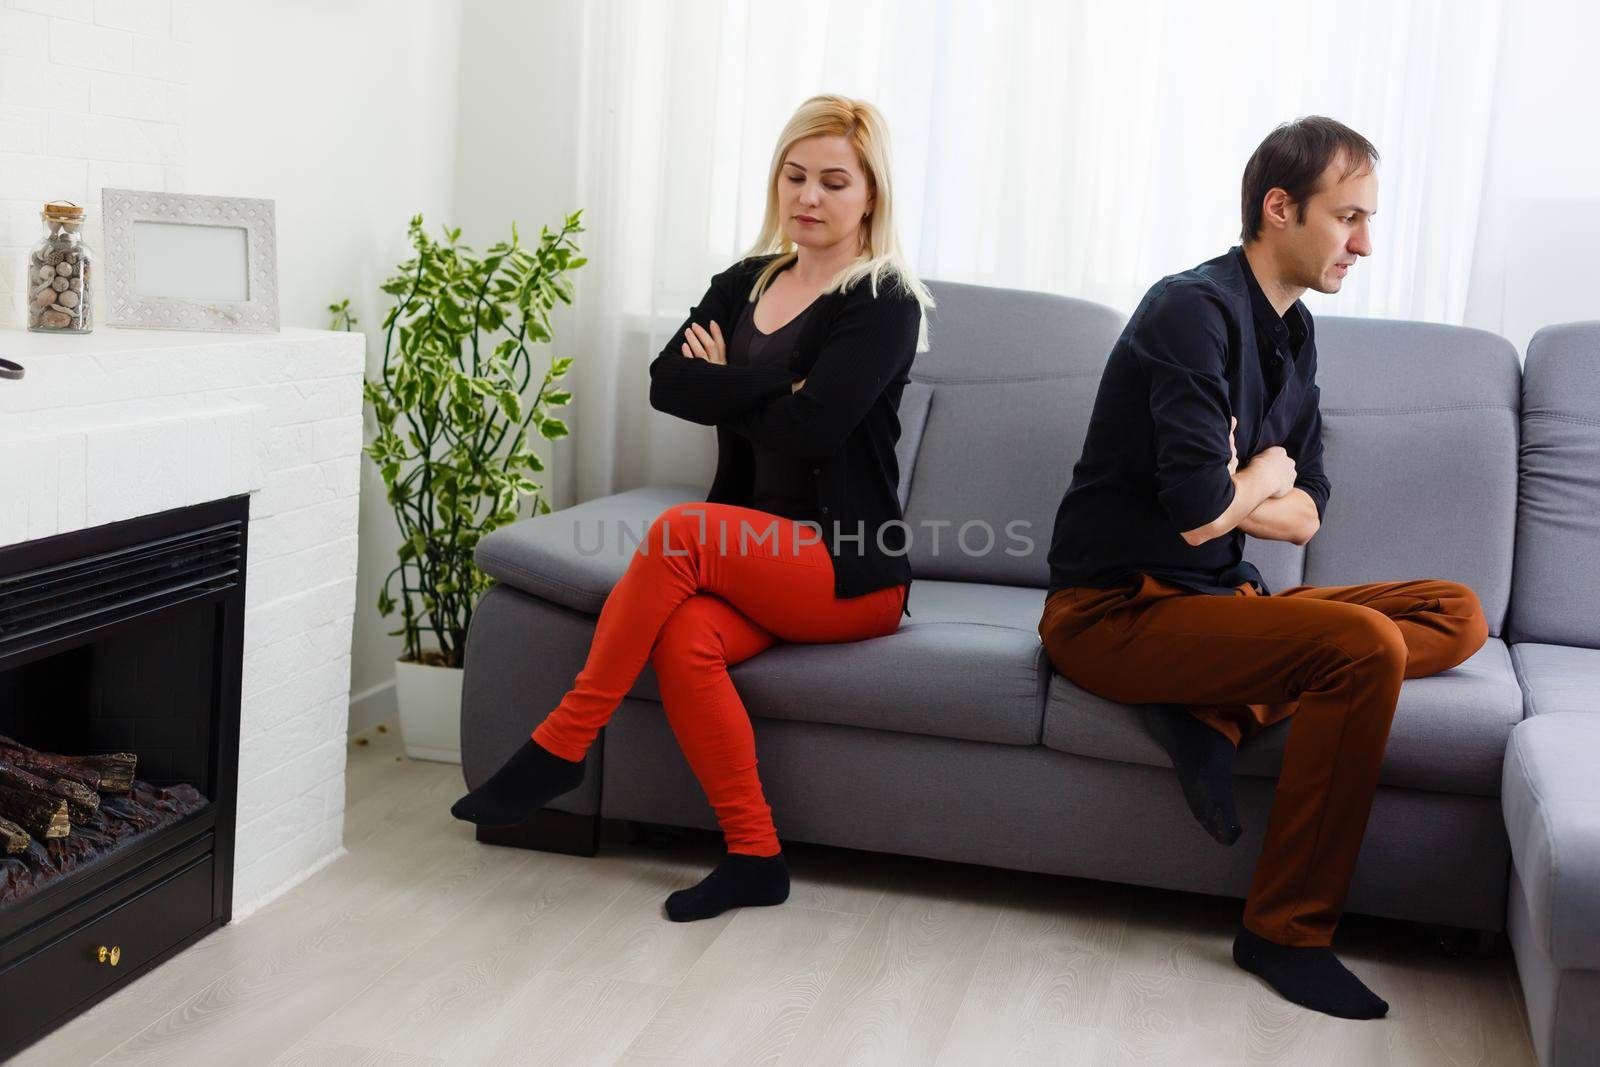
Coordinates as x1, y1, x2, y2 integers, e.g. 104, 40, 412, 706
451, 94, 935, 924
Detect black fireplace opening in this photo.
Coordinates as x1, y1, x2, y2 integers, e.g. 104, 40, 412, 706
1, 594, 219, 905
0, 495, 247, 1061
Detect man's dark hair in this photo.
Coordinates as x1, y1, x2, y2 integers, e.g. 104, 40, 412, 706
1240, 116, 1379, 242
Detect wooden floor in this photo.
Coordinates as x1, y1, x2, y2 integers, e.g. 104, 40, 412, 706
19, 725, 1538, 1066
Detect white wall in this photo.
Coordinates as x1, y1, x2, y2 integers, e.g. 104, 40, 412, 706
184, 0, 465, 733
0, 0, 192, 321
450, 0, 585, 515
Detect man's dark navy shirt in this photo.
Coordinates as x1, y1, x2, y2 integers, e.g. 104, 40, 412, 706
1045, 246, 1331, 597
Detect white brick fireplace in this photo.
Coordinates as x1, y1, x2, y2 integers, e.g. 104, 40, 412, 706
1, 323, 365, 917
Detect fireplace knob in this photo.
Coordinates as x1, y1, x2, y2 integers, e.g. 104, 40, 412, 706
97, 945, 121, 966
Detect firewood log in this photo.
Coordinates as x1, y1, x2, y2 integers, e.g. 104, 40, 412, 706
77, 753, 137, 793
0, 760, 100, 822
0, 784, 69, 840
0, 735, 136, 793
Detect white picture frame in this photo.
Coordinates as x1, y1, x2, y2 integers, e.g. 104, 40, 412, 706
100, 188, 280, 333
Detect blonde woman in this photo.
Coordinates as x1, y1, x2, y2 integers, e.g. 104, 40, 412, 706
453, 95, 936, 922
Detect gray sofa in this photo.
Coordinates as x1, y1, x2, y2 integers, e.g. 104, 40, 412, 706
460, 280, 1598, 1064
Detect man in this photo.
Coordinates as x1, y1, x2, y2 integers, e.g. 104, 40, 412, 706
1037, 116, 1488, 1020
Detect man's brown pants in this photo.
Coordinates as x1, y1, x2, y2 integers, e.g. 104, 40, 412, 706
1038, 573, 1489, 947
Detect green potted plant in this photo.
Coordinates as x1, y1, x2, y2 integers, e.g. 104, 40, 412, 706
332, 211, 586, 761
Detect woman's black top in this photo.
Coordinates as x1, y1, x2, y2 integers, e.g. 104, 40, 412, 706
729, 294, 822, 523
648, 254, 921, 616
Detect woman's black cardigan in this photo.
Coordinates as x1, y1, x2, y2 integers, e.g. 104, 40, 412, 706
648, 254, 921, 617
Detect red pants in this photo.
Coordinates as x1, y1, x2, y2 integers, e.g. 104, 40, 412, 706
532, 502, 906, 857
1038, 573, 1489, 946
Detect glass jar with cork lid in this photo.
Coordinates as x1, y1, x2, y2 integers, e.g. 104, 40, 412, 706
26, 200, 94, 334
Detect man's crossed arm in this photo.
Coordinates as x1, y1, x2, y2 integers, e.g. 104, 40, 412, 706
1180, 417, 1321, 548
1237, 489, 1320, 544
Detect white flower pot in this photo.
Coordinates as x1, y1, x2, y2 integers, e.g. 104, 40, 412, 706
394, 656, 464, 763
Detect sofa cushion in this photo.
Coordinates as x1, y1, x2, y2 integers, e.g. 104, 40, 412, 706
1509, 322, 1600, 647
1300, 317, 1522, 638
646, 579, 1048, 747
1512, 643, 1600, 717
1041, 637, 1522, 797
475, 483, 705, 613
1502, 713, 1600, 970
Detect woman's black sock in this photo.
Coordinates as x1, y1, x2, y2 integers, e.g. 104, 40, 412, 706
1140, 703, 1243, 845
665, 852, 790, 922
449, 737, 586, 827
1234, 927, 1389, 1019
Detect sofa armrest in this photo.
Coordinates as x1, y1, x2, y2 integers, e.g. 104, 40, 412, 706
1502, 712, 1600, 970
474, 484, 707, 614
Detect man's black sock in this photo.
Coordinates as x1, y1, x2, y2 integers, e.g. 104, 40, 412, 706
664, 852, 790, 922
1140, 703, 1243, 845
449, 737, 585, 828
1234, 927, 1390, 1019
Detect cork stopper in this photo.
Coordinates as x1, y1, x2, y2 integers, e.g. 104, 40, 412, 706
41, 200, 86, 222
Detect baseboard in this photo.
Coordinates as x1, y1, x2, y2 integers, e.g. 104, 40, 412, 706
347, 677, 396, 738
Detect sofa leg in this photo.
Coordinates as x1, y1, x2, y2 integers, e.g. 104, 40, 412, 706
476, 807, 601, 857
627, 820, 693, 850
1423, 924, 1503, 957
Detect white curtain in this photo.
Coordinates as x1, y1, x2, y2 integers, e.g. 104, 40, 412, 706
564, 0, 1507, 503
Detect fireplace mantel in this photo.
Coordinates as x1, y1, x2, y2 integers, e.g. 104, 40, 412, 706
1, 325, 366, 917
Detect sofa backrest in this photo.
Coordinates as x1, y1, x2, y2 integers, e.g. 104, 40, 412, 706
903, 280, 1126, 586
1300, 317, 1522, 637
1508, 322, 1600, 648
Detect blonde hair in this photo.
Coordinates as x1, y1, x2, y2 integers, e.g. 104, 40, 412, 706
745, 94, 935, 353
